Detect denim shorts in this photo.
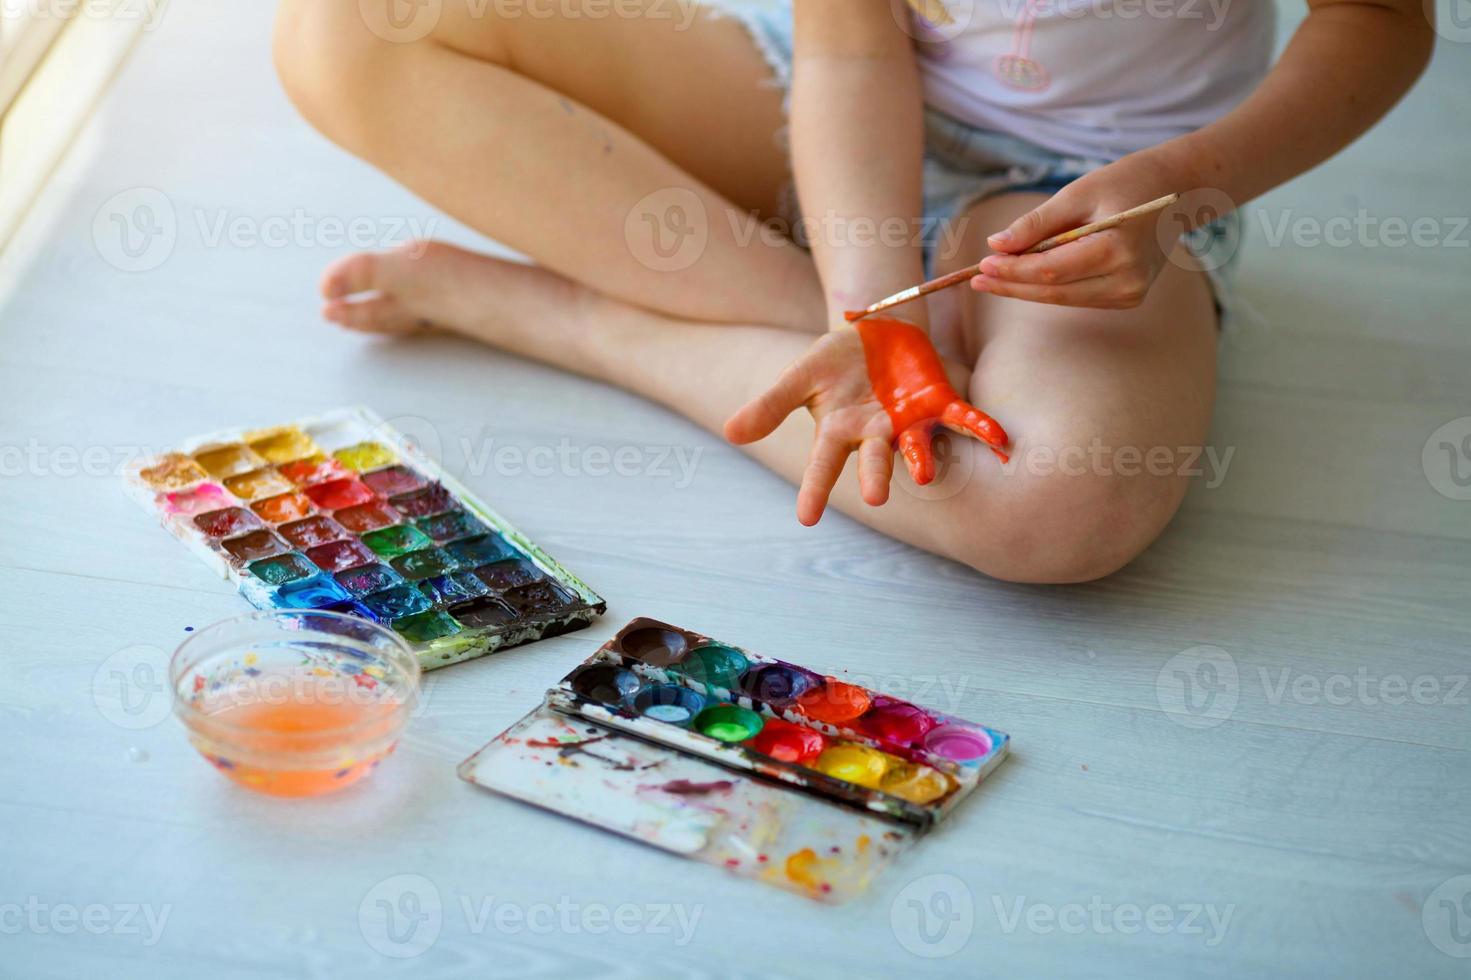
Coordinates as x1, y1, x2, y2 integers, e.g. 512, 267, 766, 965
707, 0, 1241, 320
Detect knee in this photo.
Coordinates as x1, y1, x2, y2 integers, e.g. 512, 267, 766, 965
272, 0, 399, 148
947, 447, 1187, 584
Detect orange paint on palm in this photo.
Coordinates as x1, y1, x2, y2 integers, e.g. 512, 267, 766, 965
853, 318, 1010, 483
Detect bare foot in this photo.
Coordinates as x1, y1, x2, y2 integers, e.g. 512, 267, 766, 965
319, 240, 585, 348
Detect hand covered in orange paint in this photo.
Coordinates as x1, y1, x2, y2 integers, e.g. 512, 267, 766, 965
855, 317, 1009, 480
724, 318, 1008, 526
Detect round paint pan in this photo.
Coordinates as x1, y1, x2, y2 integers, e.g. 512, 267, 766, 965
813, 742, 893, 789
922, 724, 992, 762
632, 684, 707, 727
567, 663, 642, 705
739, 663, 821, 708
673, 644, 749, 691
749, 717, 826, 764
692, 704, 764, 743
617, 625, 690, 667
858, 698, 936, 747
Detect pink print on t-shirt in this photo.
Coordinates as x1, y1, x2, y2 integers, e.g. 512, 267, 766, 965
993, 0, 1051, 91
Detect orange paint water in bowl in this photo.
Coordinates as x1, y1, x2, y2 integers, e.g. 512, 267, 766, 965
195, 687, 404, 797
173, 611, 419, 798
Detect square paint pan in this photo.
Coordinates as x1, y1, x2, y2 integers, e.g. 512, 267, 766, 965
124, 407, 605, 670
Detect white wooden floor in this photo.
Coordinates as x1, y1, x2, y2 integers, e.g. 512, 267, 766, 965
2, 3, 1469, 977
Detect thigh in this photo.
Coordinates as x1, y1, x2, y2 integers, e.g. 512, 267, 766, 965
938, 191, 1219, 550
428, 0, 793, 217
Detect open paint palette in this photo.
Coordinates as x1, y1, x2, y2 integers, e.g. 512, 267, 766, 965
124, 407, 605, 669
460, 618, 1009, 902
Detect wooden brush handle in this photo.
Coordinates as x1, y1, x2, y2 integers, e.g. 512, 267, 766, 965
1023, 193, 1180, 254
844, 193, 1180, 322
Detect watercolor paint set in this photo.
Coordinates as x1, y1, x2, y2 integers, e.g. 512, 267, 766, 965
125, 407, 605, 669
459, 618, 1009, 902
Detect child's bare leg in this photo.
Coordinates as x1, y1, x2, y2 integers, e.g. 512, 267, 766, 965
273, 0, 824, 332
350, 192, 1216, 583
274, 5, 1218, 581
949, 193, 1219, 580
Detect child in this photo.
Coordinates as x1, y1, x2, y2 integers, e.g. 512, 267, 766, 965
272, 0, 1432, 582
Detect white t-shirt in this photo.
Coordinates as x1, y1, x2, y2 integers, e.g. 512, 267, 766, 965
910, 0, 1277, 160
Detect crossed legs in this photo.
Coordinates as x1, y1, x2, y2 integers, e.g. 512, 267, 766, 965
272, 0, 1218, 583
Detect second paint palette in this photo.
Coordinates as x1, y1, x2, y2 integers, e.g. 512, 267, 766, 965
460, 618, 1009, 901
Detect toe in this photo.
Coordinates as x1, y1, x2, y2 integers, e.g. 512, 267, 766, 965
322, 295, 422, 334
320, 251, 381, 300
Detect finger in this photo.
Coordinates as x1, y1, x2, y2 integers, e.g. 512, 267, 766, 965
986, 194, 1089, 254
971, 273, 1146, 310
939, 400, 1008, 450
897, 424, 936, 486
857, 436, 894, 507
796, 432, 852, 527
976, 232, 1121, 285
723, 358, 814, 445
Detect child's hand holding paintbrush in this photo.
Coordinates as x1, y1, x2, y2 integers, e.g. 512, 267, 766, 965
727, 193, 1180, 525
844, 193, 1180, 322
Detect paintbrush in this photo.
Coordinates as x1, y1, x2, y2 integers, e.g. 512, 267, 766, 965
843, 192, 1181, 323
